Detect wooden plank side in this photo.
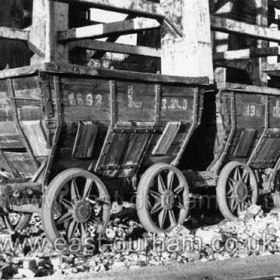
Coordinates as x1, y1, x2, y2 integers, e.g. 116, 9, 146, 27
62, 106, 110, 122
2, 152, 37, 175
152, 122, 181, 155
233, 129, 256, 158
0, 134, 24, 149
251, 137, 280, 168
116, 81, 156, 122
0, 121, 18, 134
21, 120, 49, 156
101, 133, 128, 166
235, 93, 266, 128
122, 134, 150, 165
14, 88, 42, 100
269, 96, 280, 128
72, 121, 98, 158
12, 76, 40, 90
0, 108, 13, 122
18, 107, 43, 121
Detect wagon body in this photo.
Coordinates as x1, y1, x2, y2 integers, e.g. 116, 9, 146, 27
210, 86, 280, 219
0, 63, 209, 239
0, 63, 207, 184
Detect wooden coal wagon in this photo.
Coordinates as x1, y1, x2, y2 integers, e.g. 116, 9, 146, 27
183, 84, 280, 220
0, 62, 209, 243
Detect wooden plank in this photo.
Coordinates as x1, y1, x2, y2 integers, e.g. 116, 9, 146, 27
0, 122, 18, 134
211, 15, 280, 43
0, 135, 24, 149
0, 27, 28, 41
72, 121, 98, 158
58, 18, 161, 41
50, 0, 164, 18
21, 120, 49, 156
263, 63, 280, 76
68, 40, 161, 58
218, 82, 280, 96
152, 122, 181, 155
215, 60, 251, 71
214, 46, 280, 61
0, 63, 209, 85
2, 152, 37, 175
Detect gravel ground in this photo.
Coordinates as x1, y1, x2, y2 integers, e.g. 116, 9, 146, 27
0, 199, 280, 279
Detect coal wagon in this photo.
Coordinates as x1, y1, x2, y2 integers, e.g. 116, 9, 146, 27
0, 63, 210, 243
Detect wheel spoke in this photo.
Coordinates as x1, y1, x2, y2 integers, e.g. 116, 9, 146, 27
150, 190, 161, 201
57, 211, 72, 224
233, 167, 241, 181
80, 223, 88, 238
150, 201, 162, 215
83, 178, 93, 199
157, 174, 167, 193
174, 183, 184, 194
167, 171, 175, 190
230, 197, 238, 212
71, 179, 80, 201
158, 209, 167, 229
168, 210, 177, 227
67, 220, 78, 240
60, 198, 73, 209
242, 170, 249, 183
227, 182, 234, 196
175, 201, 185, 210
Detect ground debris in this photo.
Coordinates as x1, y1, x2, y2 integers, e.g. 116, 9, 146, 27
0, 205, 280, 278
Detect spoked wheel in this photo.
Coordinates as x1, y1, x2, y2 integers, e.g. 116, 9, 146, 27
216, 161, 258, 220
1, 213, 31, 233
42, 168, 111, 245
137, 163, 189, 233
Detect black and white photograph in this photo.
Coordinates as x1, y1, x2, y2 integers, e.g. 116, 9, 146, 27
0, 0, 280, 279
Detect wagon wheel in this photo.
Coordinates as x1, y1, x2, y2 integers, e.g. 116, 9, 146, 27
42, 168, 111, 245
1, 213, 31, 233
216, 161, 258, 220
137, 163, 189, 233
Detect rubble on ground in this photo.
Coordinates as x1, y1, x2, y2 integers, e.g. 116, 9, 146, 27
0, 204, 280, 279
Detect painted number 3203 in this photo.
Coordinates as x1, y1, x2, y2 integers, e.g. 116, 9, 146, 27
162, 98, 188, 111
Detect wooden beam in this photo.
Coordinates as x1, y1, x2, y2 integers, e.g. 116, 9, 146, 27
217, 82, 280, 95
215, 60, 252, 71
68, 40, 161, 57
263, 63, 280, 76
58, 18, 160, 41
0, 27, 28, 41
214, 46, 280, 61
50, 0, 164, 18
0, 63, 209, 85
211, 16, 280, 43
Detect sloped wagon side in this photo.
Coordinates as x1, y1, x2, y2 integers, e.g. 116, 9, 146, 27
0, 63, 209, 244
215, 87, 280, 219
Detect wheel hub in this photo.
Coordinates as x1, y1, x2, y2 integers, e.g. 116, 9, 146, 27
161, 190, 175, 210
73, 200, 91, 223
234, 181, 248, 203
